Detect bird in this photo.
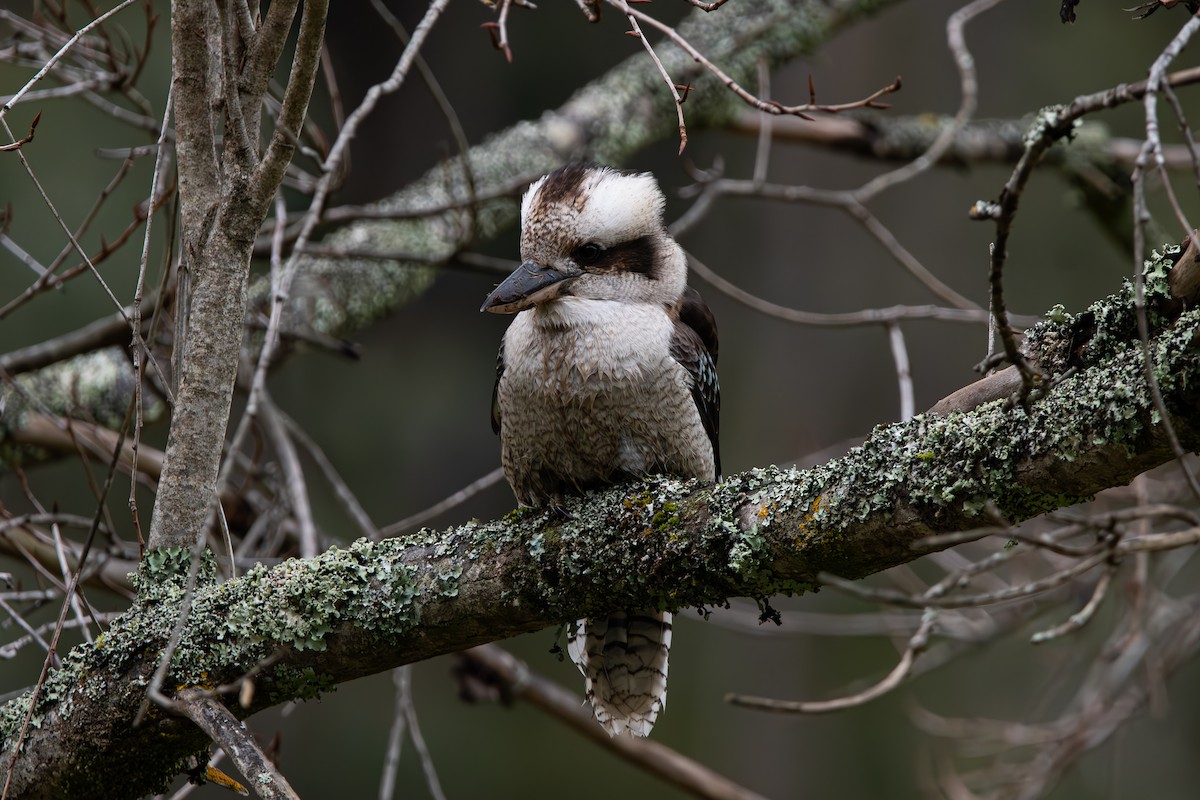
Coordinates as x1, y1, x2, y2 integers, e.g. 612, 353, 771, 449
481, 163, 720, 737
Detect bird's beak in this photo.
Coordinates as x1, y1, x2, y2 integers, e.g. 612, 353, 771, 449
480, 261, 573, 313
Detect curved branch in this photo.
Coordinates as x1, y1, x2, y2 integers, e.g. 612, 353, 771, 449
2, 254, 1198, 798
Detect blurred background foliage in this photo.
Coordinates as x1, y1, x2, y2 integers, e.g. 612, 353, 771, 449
2, 0, 1199, 797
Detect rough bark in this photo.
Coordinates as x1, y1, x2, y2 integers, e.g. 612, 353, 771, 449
147, 0, 328, 550
1, 248, 1197, 799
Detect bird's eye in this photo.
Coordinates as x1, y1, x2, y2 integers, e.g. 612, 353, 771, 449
574, 242, 604, 266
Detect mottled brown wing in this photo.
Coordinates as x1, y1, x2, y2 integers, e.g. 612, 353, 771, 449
669, 286, 721, 478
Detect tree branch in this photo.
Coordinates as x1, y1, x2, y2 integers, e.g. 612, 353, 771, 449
177, 688, 298, 800
2, 250, 1198, 798
460, 644, 769, 800
147, 0, 329, 551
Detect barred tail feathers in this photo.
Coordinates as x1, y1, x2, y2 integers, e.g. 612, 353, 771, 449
567, 610, 672, 737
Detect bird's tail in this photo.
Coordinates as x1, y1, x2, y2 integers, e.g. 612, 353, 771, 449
568, 609, 672, 737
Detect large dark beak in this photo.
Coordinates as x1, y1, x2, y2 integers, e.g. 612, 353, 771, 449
480, 261, 573, 313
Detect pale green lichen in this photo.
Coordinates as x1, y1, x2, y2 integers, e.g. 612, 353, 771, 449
1024, 103, 1076, 147
702, 246, 1197, 586
268, 665, 336, 703
0, 536, 432, 747
0, 348, 168, 466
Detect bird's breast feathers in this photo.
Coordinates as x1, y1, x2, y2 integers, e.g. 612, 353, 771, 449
503, 298, 681, 397
496, 296, 714, 490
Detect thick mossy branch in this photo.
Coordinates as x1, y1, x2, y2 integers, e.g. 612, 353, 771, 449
2, 250, 1198, 799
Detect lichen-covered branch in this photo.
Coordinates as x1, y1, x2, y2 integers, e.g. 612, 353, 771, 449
2, 248, 1198, 799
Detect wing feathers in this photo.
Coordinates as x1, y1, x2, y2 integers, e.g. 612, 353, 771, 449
669, 287, 721, 478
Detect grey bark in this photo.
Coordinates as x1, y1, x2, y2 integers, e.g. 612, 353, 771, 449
147, 0, 329, 550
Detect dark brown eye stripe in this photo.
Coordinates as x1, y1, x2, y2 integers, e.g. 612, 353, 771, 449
583, 235, 657, 276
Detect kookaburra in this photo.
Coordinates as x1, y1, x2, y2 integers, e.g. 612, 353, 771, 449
481, 163, 720, 737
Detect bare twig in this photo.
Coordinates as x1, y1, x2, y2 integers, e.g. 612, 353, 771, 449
727, 611, 936, 714
395, 666, 446, 800
1129, 17, 1200, 503
1029, 565, 1115, 643
0, 0, 138, 120
818, 551, 1109, 611
886, 321, 914, 422
259, 394, 318, 558
223, 0, 450, 512
684, 252, 1026, 328
622, 2, 899, 123
1, 399, 131, 799
0, 111, 41, 152
177, 689, 299, 800
675, 180, 981, 310
857, 0, 1006, 199
620, 5, 688, 154
751, 59, 772, 183
460, 644, 770, 800
368, 0, 480, 241
381, 467, 506, 538
280, 410, 380, 541
377, 668, 409, 800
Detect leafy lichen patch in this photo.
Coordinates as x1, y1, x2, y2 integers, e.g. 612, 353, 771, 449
0, 536, 435, 745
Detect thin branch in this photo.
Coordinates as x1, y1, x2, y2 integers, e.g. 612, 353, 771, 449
817, 551, 1109, 611
280, 409, 379, 541
886, 321, 915, 422
0, 112, 41, 152
377, 668, 409, 800
395, 667, 446, 800
751, 59, 772, 182
259, 394, 318, 559
461, 645, 770, 800
130, 80, 175, 541
1029, 565, 1115, 643
675, 180, 981, 310
856, 0, 1005, 199
367, 0, 480, 241
0, 229, 49, 277
0, 0, 138, 120
620, 4, 689, 154
1130, 17, 1200, 503
727, 611, 935, 714
240, 0, 300, 106
1, 399, 130, 799
225, 0, 450, 504
0, 121, 176, 401
685, 252, 1029, 328
381, 467, 506, 538
216, 0, 255, 168
251, 0, 329, 206
621, 2, 898, 122
177, 689, 299, 800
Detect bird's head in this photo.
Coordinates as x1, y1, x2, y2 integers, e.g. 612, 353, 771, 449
480, 163, 687, 313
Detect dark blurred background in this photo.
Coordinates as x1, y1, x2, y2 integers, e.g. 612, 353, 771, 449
2, 1, 1199, 797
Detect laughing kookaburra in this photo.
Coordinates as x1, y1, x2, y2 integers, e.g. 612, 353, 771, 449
481, 163, 720, 737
